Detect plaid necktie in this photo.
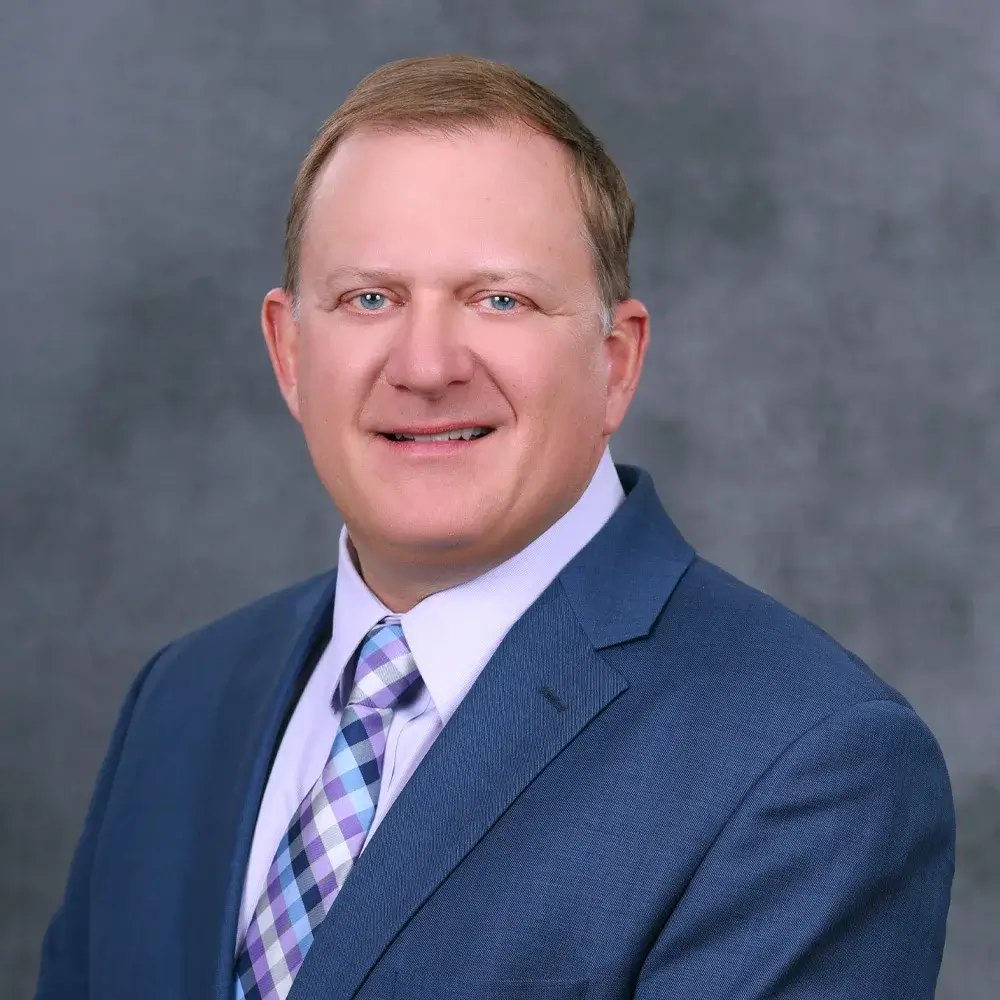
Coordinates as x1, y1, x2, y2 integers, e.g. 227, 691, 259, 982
234, 616, 422, 1000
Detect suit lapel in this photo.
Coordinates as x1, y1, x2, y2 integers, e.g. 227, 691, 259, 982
287, 463, 695, 1000
286, 581, 628, 1000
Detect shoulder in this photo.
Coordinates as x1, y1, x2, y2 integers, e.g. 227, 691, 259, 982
167, 568, 336, 654
602, 555, 955, 832
135, 568, 336, 701
616, 555, 932, 773
664, 554, 898, 704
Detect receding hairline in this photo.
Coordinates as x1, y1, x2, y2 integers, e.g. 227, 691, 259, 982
292, 119, 604, 302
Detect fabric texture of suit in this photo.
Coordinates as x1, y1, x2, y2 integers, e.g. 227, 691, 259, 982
35, 463, 955, 1000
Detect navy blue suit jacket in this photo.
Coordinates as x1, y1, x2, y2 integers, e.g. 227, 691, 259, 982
36, 464, 955, 999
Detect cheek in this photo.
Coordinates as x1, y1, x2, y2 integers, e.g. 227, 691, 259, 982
296, 329, 365, 424
488, 336, 599, 408
537, 349, 606, 428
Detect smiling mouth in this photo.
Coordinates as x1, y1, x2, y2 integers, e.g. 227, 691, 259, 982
380, 427, 495, 442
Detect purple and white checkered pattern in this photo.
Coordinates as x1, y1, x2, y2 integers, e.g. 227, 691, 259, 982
233, 616, 422, 1000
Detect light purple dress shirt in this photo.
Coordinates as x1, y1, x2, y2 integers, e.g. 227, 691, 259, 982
236, 445, 625, 950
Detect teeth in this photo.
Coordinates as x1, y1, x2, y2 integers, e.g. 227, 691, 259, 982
391, 427, 491, 442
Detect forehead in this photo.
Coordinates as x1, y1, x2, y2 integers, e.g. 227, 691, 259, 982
299, 124, 594, 285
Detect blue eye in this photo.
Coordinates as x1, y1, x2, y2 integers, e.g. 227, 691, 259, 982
356, 292, 386, 310
487, 295, 518, 311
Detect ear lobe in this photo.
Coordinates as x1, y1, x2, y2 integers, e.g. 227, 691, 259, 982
261, 288, 302, 422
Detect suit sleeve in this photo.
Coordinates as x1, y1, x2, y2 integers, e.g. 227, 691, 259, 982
634, 699, 956, 999
33, 645, 170, 1000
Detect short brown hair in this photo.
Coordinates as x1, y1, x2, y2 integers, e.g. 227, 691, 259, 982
282, 55, 635, 327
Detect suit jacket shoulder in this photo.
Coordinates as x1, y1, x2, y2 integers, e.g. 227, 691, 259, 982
609, 551, 923, 800
135, 568, 337, 709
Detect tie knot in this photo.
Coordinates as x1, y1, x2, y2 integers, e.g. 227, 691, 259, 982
346, 617, 421, 711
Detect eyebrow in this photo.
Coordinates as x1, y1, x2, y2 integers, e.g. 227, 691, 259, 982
316, 266, 559, 295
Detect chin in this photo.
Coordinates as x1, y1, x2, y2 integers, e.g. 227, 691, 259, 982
361, 499, 486, 546
345, 482, 510, 553
386, 518, 488, 552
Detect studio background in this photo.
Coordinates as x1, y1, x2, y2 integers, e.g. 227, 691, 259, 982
1, 1, 996, 996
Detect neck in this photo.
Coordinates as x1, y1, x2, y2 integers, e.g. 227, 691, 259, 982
346, 535, 504, 613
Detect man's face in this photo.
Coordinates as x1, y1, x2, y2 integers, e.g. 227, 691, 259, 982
263, 123, 647, 590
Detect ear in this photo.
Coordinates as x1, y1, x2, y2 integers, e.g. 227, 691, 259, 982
261, 288, 303, 422
601, 298, 650, 437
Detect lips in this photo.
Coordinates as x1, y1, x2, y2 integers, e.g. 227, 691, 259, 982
376, 419, 496, 433
381, 428, 494, 442
376, 427, 497, 455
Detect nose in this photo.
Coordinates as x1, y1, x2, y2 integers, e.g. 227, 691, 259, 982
382, 294, 476, 397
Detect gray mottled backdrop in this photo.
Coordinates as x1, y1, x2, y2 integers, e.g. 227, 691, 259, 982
1, 0, 997, 995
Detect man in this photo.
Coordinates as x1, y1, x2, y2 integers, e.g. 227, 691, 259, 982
35, 54, 954, 1000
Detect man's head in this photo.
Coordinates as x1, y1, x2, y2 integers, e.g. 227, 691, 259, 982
262, 55, 650, 611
